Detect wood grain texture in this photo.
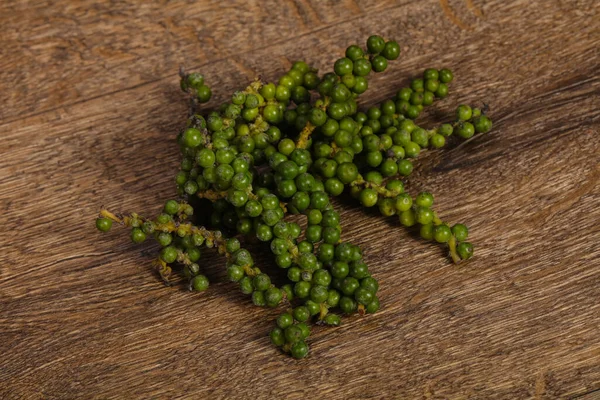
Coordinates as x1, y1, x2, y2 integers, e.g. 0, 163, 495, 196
1, 0, 599, 398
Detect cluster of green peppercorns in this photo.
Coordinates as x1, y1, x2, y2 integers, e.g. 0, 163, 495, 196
96, 35, 493, 359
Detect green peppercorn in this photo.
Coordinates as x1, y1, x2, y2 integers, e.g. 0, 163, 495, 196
191, 274, 209, 292
95, 217, 113, 232
457, 242, 474, 260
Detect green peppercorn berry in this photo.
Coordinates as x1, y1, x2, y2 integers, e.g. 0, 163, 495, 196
182, 128, 202, 148
291, 341, 309, 359
310, 191, 329, 210
265, 287, 283, 307
345, 44, 364, 60
452, 224, 469, 242
423, 68, 439, 80
393, 193, 412, 213
228, 189, 248, 207
320, 226, 339, 244
327, 102, 347, 120
160, 246, 178, 263
186, 72, 204, 89
367, 35, 385, 53
435, 83, 449, 98
399, 209, 416, 227
364, 171, 382, 185
473, 115, 493, 133
386, 179, 404, 194
329, 261, 348, 279
456, 122, 476, 139
397, 159, 414, 176
380, 159, 398, 177
310, 284, 328, 303
306, 209, 321, 225
340, 276, 360, 296
395, 88, 411, 102
196, 85, 211, 103
284, 325, 303, 344
334, 128, 352, 147
270, 327, 285, 347
416, 192, 434, 207
323, 178, 343, 196
359, 188, 378, 207
304, 225, 322, 243
142, 221, 156, 234
438, 123, 454, 137
277, 313, 294, 329
331, 83, 352, 103
366, 151, 383, 167
366, 296, 380, 313
378, 198, 396, 216
353, 76, 368, 93
430, 133, 446, 148
293, 306, 310, 323
227, 264, 244, 282
404, 105, 419, 119
309, 108, 327, 126
253, 273, 271, 291
334, 58, 354, 76
256, 224, 273, 242
348, 259, 367, 279
433, 224, 452, 243
95, 217, 113, 232
157, 232, 172, 247
294, 281, 311, 298
404, 141, 421, 158
322, 313, 341, 326
354, 287, 374, 305
252, 290, 266, 306
239, 276, 253, 294
175, 171, 188, 186
411, 128, 429, 148
424, 79, 439, 93
340, 296, 358, 314
457, 242, 474, 260
276, 85, 291, 102
191, 274, 209, 292
415, 207, 434, 225
381, 40, 400, 60
360, 277, 379, 293
421, 91, 434, 106
263, 104, 282, 124
196, 148, 215, 168
128, 227, 145, 244
335, 162, 358, 184
410, 91, 424, 106
371, 55, 388, 73
341, 73, 356, 89
312, 269, 332, 286
439, 68, 453, 83
456, 104, 473, 121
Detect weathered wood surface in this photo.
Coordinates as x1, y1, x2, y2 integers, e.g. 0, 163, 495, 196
1, 0, 599, 398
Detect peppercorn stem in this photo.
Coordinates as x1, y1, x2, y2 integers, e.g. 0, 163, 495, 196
295, 97, 331, 149
350, 176, 402, 198
100, 209, 123, 224
448, 236, 461, 264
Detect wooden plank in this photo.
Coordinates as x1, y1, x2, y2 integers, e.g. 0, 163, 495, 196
1, 0, 599, 398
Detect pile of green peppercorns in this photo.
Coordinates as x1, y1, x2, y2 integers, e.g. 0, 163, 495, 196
96, 35, 492, 359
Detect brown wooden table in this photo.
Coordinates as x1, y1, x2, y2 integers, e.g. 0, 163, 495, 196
1, 1, 599, 398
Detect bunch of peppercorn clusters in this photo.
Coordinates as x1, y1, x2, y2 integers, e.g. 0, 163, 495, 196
96, 35, 492, 359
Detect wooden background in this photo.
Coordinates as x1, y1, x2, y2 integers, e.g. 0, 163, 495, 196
1, 0, 599, 398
